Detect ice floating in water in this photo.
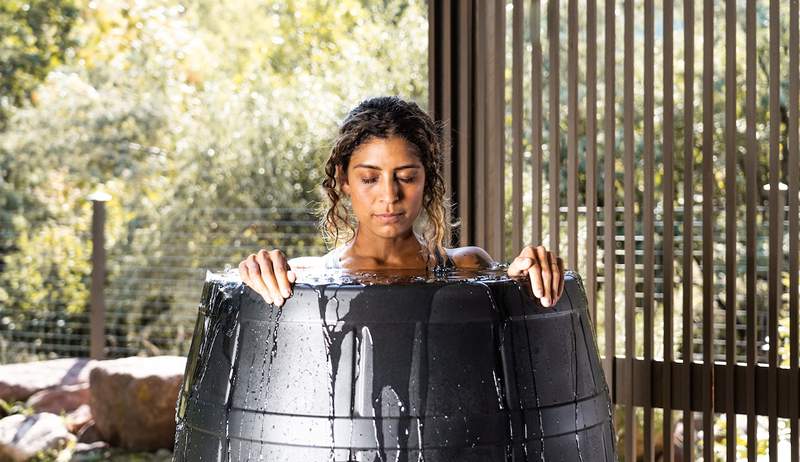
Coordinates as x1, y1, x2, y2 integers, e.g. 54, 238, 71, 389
206, 262, 512, 288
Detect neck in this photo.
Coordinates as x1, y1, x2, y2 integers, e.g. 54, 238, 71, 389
346, 227, 426, 266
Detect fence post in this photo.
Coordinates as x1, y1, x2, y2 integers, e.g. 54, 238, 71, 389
88, 191, 111, 359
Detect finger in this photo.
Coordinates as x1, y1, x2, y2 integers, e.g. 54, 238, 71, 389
256, 251, 283, 306
287, 270, 296, 283
529, 258, 545, 300
535, 247, 554, 304
507, 256, 532, 276
238, 260, 250, 285
548, 253, 561, 306
269, 250, 293, 299
244, 256, 273, 304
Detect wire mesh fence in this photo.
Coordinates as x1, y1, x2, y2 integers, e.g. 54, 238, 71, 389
0, 207, 327, 363
1, 202, 785, 368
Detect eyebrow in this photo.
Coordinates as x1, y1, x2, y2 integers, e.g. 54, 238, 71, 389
353, 163, 422, 171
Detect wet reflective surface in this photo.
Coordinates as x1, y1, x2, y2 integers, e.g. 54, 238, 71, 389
173, 267, 616, 462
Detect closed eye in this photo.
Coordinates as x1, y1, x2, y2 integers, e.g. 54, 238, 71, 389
360, 176, 417, 184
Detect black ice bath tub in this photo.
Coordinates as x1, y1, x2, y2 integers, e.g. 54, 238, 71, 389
173, 268, 616, 461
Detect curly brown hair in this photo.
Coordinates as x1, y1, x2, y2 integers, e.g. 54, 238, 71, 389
317, 96, 460, 260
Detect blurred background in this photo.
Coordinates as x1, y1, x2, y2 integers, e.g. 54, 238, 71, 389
2, 0, 800, 459
0, 0, 428, 362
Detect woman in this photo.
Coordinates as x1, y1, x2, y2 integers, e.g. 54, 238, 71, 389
239, 96, 564, 307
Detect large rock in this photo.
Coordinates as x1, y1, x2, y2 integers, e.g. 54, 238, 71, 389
89, 356, 186, 451
0, 413, 76, 461
26, 383, 90, 415
65, 404, 93, 433
0, 358, 95, 402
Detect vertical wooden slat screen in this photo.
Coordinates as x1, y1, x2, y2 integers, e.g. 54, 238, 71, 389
724, 1, 737, 461
768, 0, 780, 460
789, 3, 800, 462
662, 1, 675, 460
486, 0, 505, 261
531, 0, 543, 247
547, 0, 560, 255
567, 0, 578, 272
642, 0, 655, 458
428, 1, 800, 459
512, 0, 524, 256
602, 0, 616, 393
682, 1, 696, 459
745, 1, 758, 459
623, 1, 635, 460
585, 0, 597, 322
701, 0, 714, 459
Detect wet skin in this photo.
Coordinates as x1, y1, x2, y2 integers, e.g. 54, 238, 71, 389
239, 136, 564, 308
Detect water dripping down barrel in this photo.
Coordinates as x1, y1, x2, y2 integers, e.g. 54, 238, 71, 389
173, 269, 617, 461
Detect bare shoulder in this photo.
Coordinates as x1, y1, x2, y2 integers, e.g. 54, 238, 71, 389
446, 246, 495, 269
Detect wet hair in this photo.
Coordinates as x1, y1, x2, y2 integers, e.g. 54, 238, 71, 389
318, 96, 459, 260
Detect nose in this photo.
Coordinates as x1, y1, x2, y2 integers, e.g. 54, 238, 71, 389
379, 176, 401, 204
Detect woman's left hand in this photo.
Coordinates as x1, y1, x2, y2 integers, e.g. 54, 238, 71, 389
507, 245, 564, 308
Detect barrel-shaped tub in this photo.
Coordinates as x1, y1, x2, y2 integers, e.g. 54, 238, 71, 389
173, 268, 616, 461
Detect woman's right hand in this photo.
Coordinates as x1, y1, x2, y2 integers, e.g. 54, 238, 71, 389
238, 249, 296, 307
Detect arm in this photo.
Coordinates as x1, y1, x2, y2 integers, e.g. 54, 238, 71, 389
448, 246, 495, 269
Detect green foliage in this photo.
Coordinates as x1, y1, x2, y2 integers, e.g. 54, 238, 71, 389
0, 0, 427, 360
0, 0, 79, 125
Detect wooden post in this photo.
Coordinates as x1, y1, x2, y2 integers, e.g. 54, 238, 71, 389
89, 191, 110, 359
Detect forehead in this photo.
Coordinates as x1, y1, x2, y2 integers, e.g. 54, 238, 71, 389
349, 136, 422, 169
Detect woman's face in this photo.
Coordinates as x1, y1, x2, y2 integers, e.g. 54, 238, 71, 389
341, 136, 426, 240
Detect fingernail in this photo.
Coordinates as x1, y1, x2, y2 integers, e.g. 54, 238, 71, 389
541, 297, 550, 306
275, 297, 283, 306
282, 288, 290, 298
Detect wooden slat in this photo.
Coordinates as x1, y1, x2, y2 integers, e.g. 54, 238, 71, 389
457, 0, 473, 248
475, 0, 486, 249
682, 0, 696, 459
441, 0, 453, 203
548, 0, 560, 255
724, 0, 737, 460
486, 0, 505, 261
789, 2, 800, 461
586, 0, 598, 324
662, 1, 675, 460
745, 1, 758, 458
602, 0, 616, 392
623, 0, 636, 460
512, 0, 524, 256
567, 0, 578, 271
701, 0, 714, 459
768, 0, 780, 459
428, 0, 437, 118
615, 358, 800, 417
643, 0, 655, 459
531, 0, 544, 246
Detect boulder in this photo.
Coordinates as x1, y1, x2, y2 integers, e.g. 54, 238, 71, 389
26, 383, 90, 415
0, 358, 95, 402
76, 421, 102, 444
65, 404, 93, 433
89, 356, 186, 451
0, 412, 76, 462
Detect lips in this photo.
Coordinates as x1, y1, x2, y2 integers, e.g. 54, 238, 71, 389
374, 212, 403, 223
